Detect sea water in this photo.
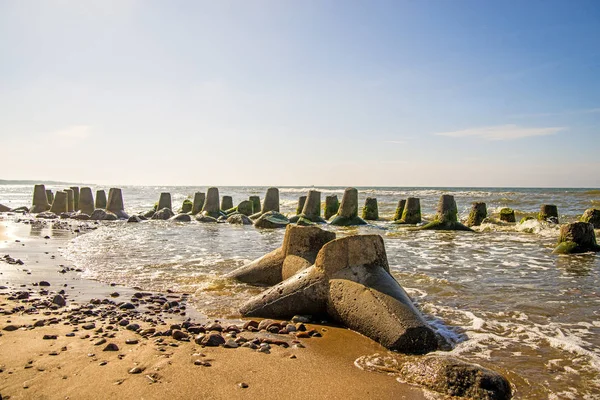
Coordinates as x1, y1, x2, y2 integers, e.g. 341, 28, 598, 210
2, 185, 600, 398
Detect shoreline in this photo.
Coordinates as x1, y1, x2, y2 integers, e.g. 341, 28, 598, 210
0, 217, 428, 399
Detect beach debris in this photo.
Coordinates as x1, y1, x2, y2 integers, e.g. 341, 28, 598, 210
362, 197, 379, 221
329, 188, 367, 226
553, 222, 600, 254
466, 202, 487, 227
418, 195, 473, 231
580, 208, 600, 228
392, 199, 406, 222
290, 190, 327, 224
250, 187, 280, 220
227, 225, 335, 285
79, 187, 95, 215
30, 184, 51, 214
106, 188, 129, 219
538, 204, 559, 223
240, 234, 440, 354
50, 191, 68, 215
95, 190, 107, 209
499, 208, 515, 223
324, 195, 340, 220
393, 197, 422, 225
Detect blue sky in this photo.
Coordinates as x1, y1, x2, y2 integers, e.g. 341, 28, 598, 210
1, 0, 599, 187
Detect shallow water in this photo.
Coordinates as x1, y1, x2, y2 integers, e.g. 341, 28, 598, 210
3, 184, 600, 398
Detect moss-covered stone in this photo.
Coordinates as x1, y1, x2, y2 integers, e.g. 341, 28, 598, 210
324, 195, 340, 220
254, 211, 290, 229
362, 197, 379, 221
580, 208, 600, 229
249, 196, 261, 215
538, 204, 559, 223
499, 208, 515, 223
418, 195, 473, 232
237, 200, 254, 216
519, 216, 534, 224
466, 202, 487, 227
394, 197, 421, 225
180, 199, 193, 214
552, 222, 600, 254
393, 200, 406, 222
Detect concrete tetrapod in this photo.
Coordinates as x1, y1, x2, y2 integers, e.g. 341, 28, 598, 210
95, 190, 107, 209
221, 196, 234, 212
107, 188, 129, 219
157, 193, 172, 211
64, 189, 75, 212
196, 187, 223, 222
250, 188, 279, 220
79, 187, 95, 215
419, 195, 473, 231
236, 200, 254, 216
499, 208, 516, 223
324, 195, 340, 220
192, 192, 205, 215
70, 186, 80, 211
46, 190, 54, 206
538, 204, 559, 223
393, 200, 406, 222
552, 222, 600, 254
50, 191, 68, 215
362, 197, 379, 221
329, 188, 367, 226
295, 196, 307, 215
240, 234, 440, 354
227, 225, 336, 285
179, 199, 193, 214
466, 202, 487, 227
580, 208, 600, 228
290, 190, 327, 224
393, 197, 422, 225
249, 196, 261, 215
30, 184, 50, 213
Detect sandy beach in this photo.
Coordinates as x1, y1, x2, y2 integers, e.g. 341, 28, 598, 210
0, 218, 428, 400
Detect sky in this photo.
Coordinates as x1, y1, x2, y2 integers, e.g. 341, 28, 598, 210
1, 0, 599, 187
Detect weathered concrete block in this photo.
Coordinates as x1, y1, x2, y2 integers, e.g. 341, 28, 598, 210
157, 193, 172, 211
362, 197, 379, 221
553, 222, 600, 254
419, 195, 473, 231
227, 225, 336, 285
466, 202, 487, 227
107, 188, 128, 219
240, 234, 440, 354
499, 208, 515, 223
538, 204, 559, 223
249, 196, 261, 215
324, 195, 340, 220
296, 196, 307, 215
180, 199, 193, 214
580, 208, 600, 229
290, 190, 326, 224
90, 209, 118, 221
330, 188, 367, 226
30, 184, 50, 213
394, 197, 421, 225
393, 199, 406, 222
227, 213, 253, 225
192, 192, 205, 215
50, 191, 68, 215
46, 190, 54, 206
250, 187, 279, 219
95, 190, 107, 209
221, 196, 233, 211
64, 189, 75, 212
236, 200, 253, 216
199, 187, 221, 220
70, 186, 80, 211
79, 187, 95, 216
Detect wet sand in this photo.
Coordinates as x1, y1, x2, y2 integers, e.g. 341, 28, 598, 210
0, 218, 427, 400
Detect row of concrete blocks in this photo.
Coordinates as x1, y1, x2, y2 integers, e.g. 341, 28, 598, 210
30, 184, 128, 219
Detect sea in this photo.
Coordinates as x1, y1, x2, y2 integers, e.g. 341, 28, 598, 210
2, 184, 600, 399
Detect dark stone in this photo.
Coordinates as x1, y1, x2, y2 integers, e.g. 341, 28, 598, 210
580, 208, 600, 228
466, 202, 487, 227
539, 204, 559, 224
254, 211, 290, 229
553, 222, 600, 254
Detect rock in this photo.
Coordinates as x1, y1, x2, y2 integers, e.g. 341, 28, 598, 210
361, 197, 379, 221
0, 203, 11, 212
172, 330, 188, 341
39, 281, 51, 286
64, 189, 75, 212
71, 212, 90, 220
3, 325, 20, 331
227, 214, 252, 225
249, 196, 261, 215
538, 204, 559, 224
394, 197, 422, 225
295, 196, 307, 215
397, 356, 512, 400
223, 339, 238, 348
236, 200, 254, 216
393, 200, 406, 222
466, 202, 487, 227
221, 196, 234, 211
30, 184, 50, 213
46, 189, 54, 205
50, 191, 68, 215
499, 208, 515, 223
192, 192, 206, 215
128, 367, 143, 374
127, 215, 143, 223
43, 334, 58, 340
250, 188, 279, 219
228, 225, 335, 285
151, 208, 175, 220
171, 213, 191, 222
254, 211, 290, 229
324, 195, 340, 220
200, 333, 225, 347
70, 186, 80, 211
290, 190, 326, 224
106, 188, 129, 219
10, 206, 29, 213
419, 195, 473, 231
580, 208, 600, 228
36, 211, 57, 219
90, 209, 118, 221
553, 222, 600, 254
52, 295, 66, 308
240, 234, 440, 354
157, 193, 172, 211
79, 187, 95, 215
329, 188, 367, 226
180, 199, 193, 214
103, 343, 119, 351
95, 190, 107, 209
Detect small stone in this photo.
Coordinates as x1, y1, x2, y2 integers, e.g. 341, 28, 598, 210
95, 338, 107, 346
194, 360, 211, 367
39, 281, 51, 287
223, 339, 238, 348
239, 382, 249, 388
129, 366, 144, 374
43, 334, 58, 340
125, 339, 139, 345
172, 330, 188, 341
103, 343, 119, 352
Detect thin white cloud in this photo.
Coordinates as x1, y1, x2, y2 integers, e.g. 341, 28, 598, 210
434, 124, 565, 141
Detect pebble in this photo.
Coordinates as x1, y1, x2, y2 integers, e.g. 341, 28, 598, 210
103, 343, 119, 352
94, 338, 107, 346
128, 367, 143, 374
82, 323, 96, 330
194, 360, 211, 367
171, 330, 188, 341
239, 382, 249, 389
223, 339, 238, 349
125, 339, 139, 345
43, 334, 58, 340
